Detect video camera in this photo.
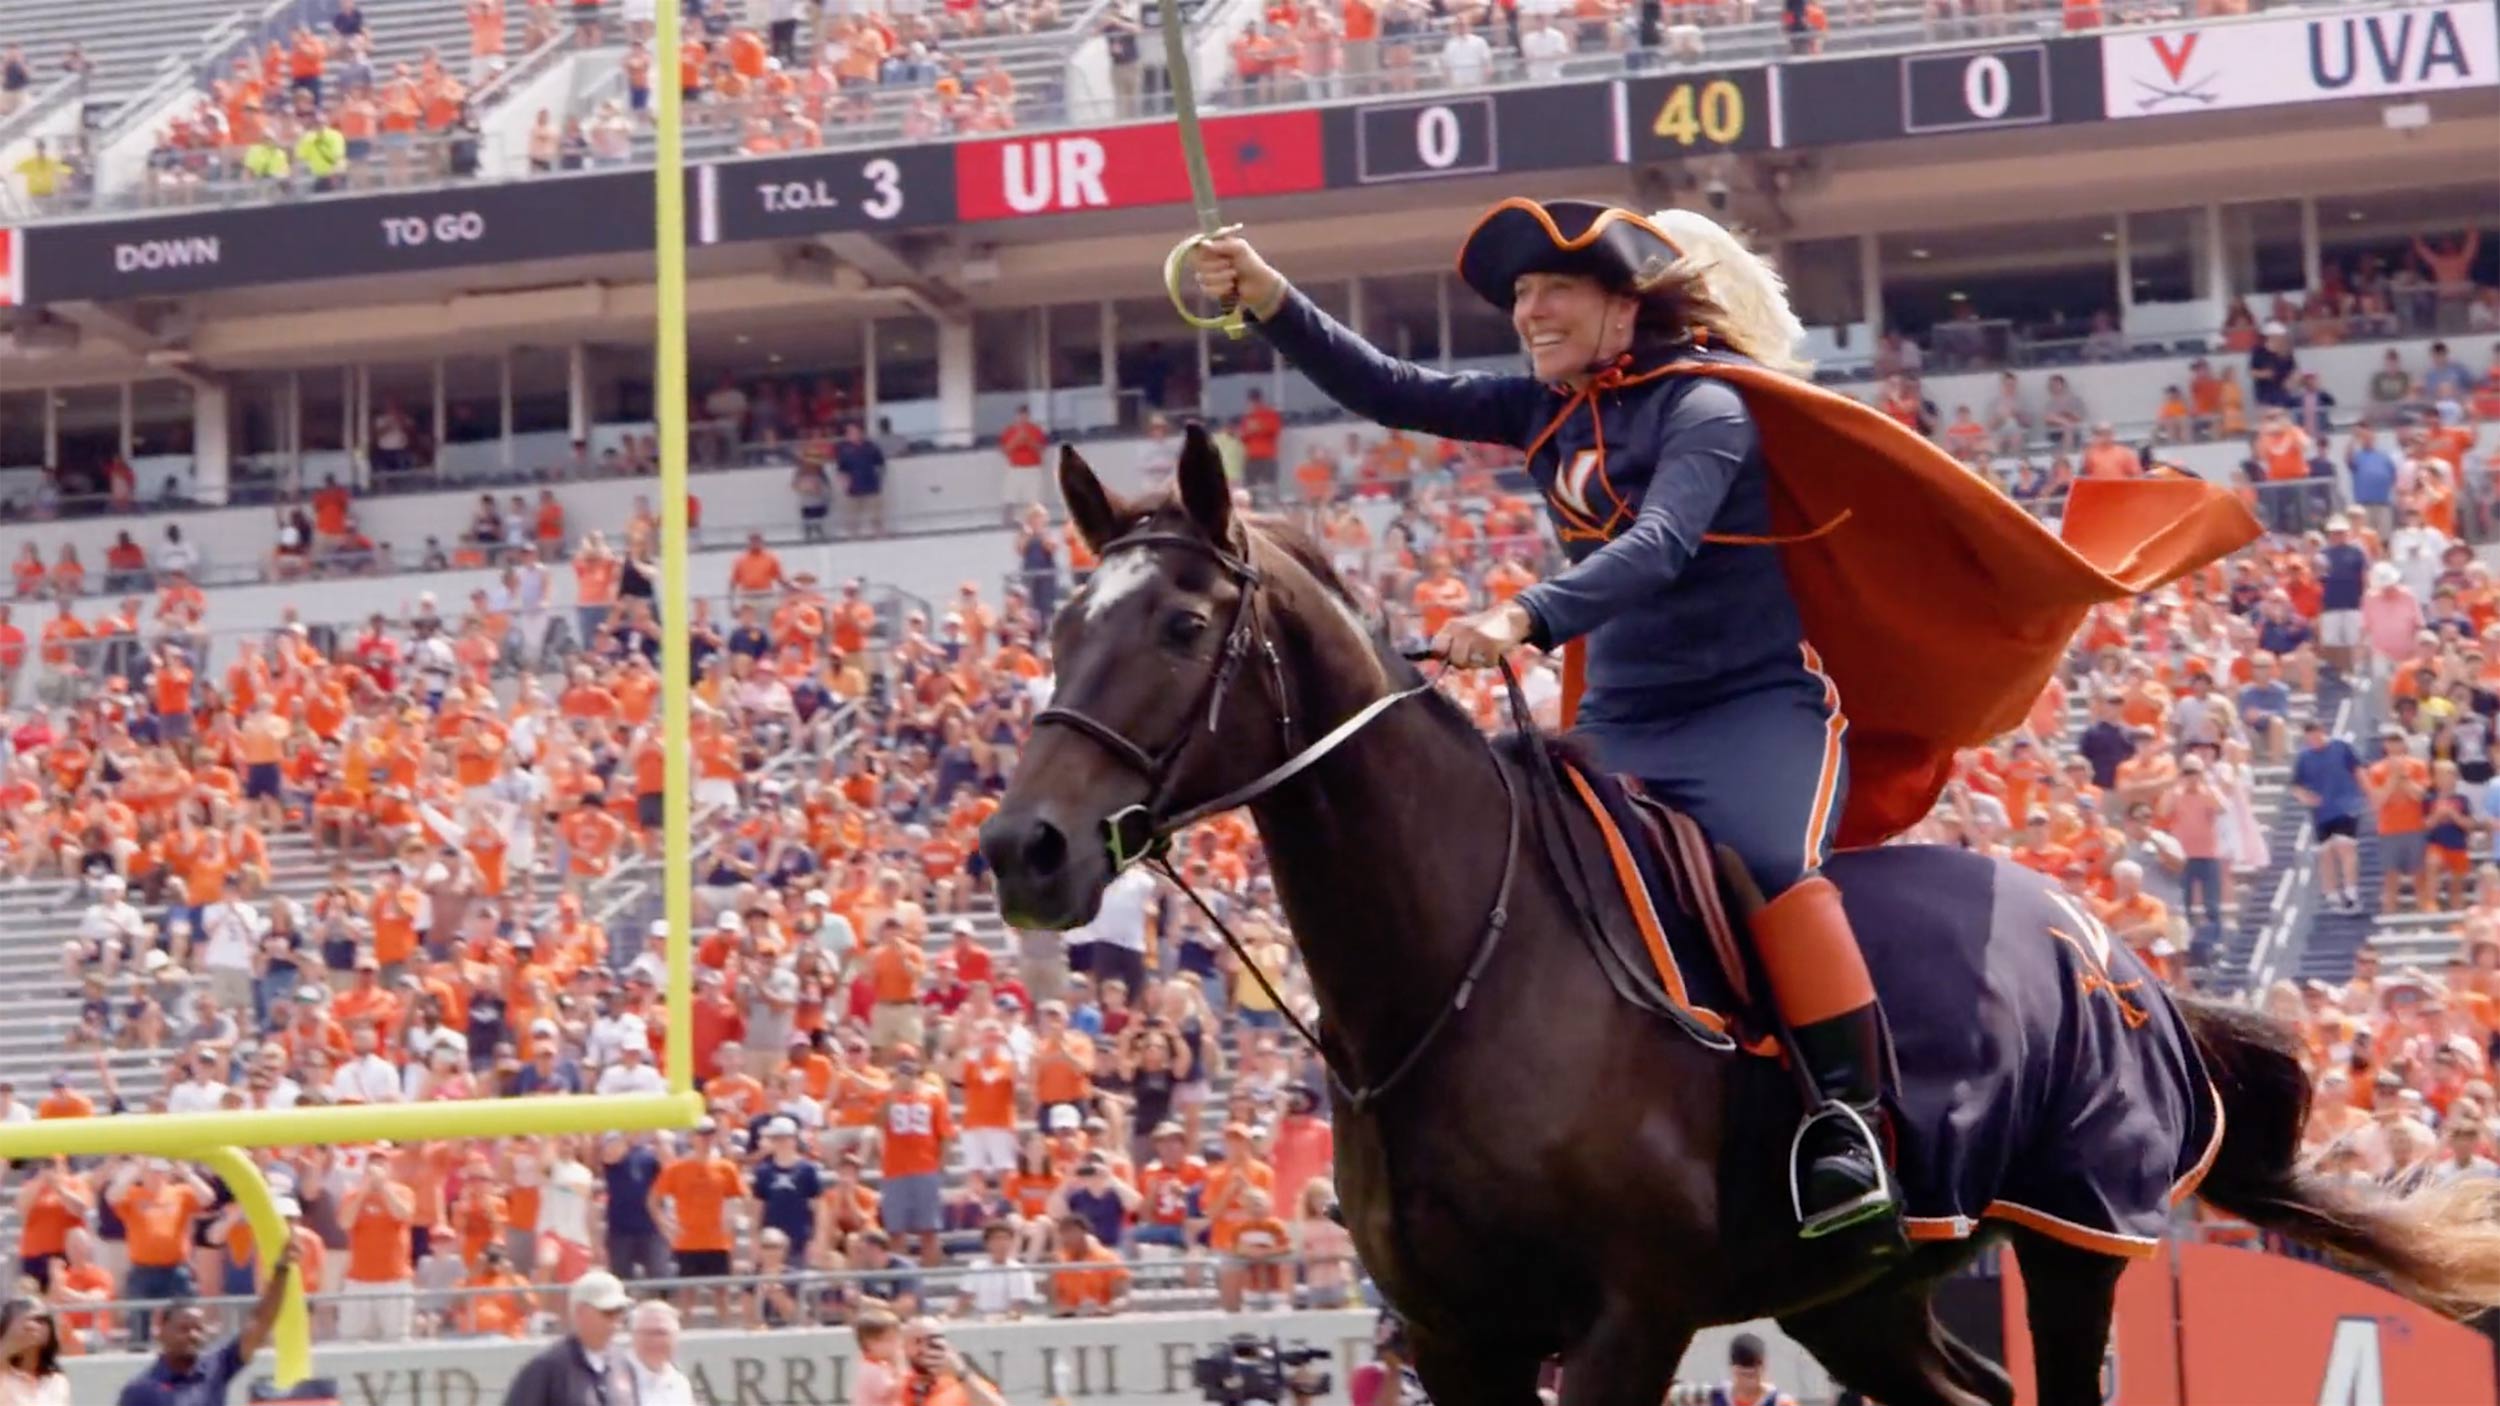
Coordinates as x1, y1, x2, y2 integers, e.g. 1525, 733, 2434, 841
1190, 1334, 1334, 1404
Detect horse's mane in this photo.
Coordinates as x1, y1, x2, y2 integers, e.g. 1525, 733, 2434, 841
1243, 513, 1360, 609
1243, 513, 1533, 745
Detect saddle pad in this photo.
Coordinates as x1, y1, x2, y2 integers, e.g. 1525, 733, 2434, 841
1559, 761, 1774, 1055
1828, 844, 2224, 1258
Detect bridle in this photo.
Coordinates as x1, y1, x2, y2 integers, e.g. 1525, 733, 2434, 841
1028, 522, 1519, 1110
1030, 526, 1304, 870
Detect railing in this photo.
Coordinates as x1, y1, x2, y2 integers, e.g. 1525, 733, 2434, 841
2248, 688, 2357, 992
470, 24, 581, 115
49, 1249, 1369, 1353
0, 70, 91, 148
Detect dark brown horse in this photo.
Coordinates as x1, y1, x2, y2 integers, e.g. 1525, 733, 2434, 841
979, 428, 2500, 1406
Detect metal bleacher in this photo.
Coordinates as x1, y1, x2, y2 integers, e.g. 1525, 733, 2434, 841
0, 0, 514, 143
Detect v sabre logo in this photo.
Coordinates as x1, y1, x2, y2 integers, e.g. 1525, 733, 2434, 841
2151, 33, 2198, 82
1555, 450, 1603, 518
2131, 30, 2222, 110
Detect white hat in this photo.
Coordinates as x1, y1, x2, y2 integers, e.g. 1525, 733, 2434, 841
568, 1271, 633, 1314
1046, 1105, 1081, 1132
648, 920, 669, 938
806, 890, 831, 907
2324, 513, 2351, 532
272, 1196, 303, 1218
142, 950, 171, 973
2262, 320, 2288, 336
762, 1115, 799, 1137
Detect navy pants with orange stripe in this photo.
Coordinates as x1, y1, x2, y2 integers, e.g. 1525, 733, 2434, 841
1602, 673, 1847, 901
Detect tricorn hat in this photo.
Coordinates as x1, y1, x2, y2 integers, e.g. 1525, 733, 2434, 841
1455, 198, 1684, 310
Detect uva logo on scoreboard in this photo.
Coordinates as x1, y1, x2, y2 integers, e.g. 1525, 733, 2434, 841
2101, 0, 2498, 118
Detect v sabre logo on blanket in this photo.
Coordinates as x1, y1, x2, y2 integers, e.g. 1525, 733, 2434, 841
2101, 2, 2499, 118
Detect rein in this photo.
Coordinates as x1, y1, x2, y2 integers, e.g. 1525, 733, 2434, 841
1028, 525, 1526, 1111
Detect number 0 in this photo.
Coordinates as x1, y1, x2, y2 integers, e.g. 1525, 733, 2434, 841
1961, 56, 2011, 120
1414, 105, 1462, 170
1652, 80, 1745, 147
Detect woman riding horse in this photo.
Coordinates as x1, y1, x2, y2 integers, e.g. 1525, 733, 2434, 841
1194, 201, 1899, 1250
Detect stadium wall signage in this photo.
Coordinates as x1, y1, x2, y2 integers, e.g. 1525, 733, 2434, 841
12, 2, 2495, 307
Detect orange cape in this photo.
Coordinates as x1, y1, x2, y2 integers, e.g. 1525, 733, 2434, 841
1559, 362, 2262, 850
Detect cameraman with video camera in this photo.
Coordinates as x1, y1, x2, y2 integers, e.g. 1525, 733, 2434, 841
1190, 1333, 1334, 1406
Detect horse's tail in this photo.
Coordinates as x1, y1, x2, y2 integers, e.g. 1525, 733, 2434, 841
2180, 995, 2500, 1320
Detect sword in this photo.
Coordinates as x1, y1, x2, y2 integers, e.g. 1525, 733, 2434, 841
1156, 0, 1247, 339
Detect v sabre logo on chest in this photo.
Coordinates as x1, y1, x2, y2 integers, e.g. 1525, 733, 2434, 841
1555, 449, 1605, 520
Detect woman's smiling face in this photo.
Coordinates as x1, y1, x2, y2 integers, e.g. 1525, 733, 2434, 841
1511, 270, 1636, 384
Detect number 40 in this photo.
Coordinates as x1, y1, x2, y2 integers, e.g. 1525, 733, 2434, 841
1652, 79, 1746, 147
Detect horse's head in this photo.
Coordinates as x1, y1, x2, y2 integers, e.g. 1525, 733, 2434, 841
982, 423, 1343, 930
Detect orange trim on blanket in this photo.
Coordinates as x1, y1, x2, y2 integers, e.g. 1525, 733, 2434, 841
1984, 1202, 2165, 1259
2169, 1081, 2227, 1206
1901, 1205, 2162, 1260
1560, 767, 1779, 1058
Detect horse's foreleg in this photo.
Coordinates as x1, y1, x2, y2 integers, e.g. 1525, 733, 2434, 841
1555, 1306, 1689, 1406
1780, 1276, 2003, 1406
1407, 1323, 1547, 1406
2009, 1228, 2125, 1406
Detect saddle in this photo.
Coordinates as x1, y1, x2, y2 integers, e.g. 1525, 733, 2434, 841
1534, 749, 1781, 1059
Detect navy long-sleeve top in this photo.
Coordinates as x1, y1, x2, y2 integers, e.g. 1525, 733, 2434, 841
1256, 288, 1810, 753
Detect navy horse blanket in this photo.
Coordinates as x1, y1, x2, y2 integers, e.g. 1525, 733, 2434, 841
1827, 845, 2222, 1257
1594, 818, 2225, 1260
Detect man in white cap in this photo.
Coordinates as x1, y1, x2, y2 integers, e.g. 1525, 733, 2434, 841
501, 1270, 633, 1406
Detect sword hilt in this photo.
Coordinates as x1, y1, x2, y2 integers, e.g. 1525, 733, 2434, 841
1163, 223, 1249, 339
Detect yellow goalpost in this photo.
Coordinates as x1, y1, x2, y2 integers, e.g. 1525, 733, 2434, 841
0, 5, 706, 1384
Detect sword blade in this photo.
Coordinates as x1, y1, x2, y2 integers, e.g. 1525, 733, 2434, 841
1159, 0, 1224, 237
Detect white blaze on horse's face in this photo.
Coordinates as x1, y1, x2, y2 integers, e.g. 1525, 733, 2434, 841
1078, 552, 1161, 624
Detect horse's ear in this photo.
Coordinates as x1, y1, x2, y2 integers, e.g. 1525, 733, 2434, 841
1176, 421, 1233, 546
1058, 445, 1124, 554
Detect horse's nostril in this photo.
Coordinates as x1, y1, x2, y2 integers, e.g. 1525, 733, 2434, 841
1023, 820, 1069, 879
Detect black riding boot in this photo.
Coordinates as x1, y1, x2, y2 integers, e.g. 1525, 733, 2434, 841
1788, 1003, 1905, 1248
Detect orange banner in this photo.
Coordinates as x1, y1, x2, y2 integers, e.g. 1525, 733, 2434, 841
1994, 1242, 2497, 1406
2173, 1243, 2496, 1406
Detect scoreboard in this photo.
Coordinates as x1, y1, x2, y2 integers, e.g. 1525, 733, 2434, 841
17, 4, 2498, 307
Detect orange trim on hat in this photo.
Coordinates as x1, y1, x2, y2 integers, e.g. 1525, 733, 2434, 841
1452, 197, 1687, 280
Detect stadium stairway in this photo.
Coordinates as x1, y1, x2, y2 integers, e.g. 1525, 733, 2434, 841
354, 0, 497, 84
0, 0, 252, 111
0, 829, 378, 1094
2205, 673, 2355, 994
2311, 680, 2463, 984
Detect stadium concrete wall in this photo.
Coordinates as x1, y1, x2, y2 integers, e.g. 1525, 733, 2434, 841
54, 1311, 1835, 1405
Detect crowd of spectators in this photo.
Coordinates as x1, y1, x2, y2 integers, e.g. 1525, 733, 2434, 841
135, 0, 494, 201
19, 0, 2298, 214
0, 231, 2491, 1352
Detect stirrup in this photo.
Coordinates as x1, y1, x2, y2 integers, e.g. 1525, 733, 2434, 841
1788, 1099, 1894, 1240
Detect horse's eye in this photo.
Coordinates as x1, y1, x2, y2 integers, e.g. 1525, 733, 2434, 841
1163, 612, 1210, 648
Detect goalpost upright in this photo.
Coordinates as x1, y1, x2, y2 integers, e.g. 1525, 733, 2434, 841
0, 6, 705, 1383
